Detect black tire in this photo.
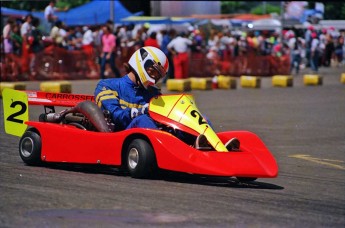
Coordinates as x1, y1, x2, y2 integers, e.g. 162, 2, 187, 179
126, 139, 157, 179
19, 130, 42, 166
236, 177, 257, 182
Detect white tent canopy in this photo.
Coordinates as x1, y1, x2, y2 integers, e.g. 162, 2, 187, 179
319, 20, 345, 30
210, 19, 232, 28
251, 19, 282, 30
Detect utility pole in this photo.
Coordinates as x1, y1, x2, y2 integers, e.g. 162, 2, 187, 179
262, 1, 266, 15
110, 0, 114, 21
280, 1, 284, 43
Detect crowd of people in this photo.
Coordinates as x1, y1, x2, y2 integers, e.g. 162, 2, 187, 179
2, 10, 345, 80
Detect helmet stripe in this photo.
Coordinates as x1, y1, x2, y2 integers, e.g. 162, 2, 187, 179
135, 51, 147, 84
163, 58, 169, 72
145, 47, 160, 63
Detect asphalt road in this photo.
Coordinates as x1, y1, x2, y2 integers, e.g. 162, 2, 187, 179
1, 67, 345, 227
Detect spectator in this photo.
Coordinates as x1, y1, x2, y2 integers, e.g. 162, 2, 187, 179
304, 25, 314, 67
92, 25, 103, 57
310, 32, 320, 73
218, 31, 232, 61
324, 33, 335, 67
190, 29, 203, 54
206, 46, 220, 75
289, 37, 303, 75
45, 0, 68, 28
11, 24, 22, 56
319, 29, 327, 66
82, 26, 94, 51
20, 14, 33, 40
141, 23, 150, 41
45, 0, 58, 28
28, 17, 44, 77
132, 28, 145, 50
74, 26, 83, 50
144, 32, 160, 49
100, 25, 121, 79
65, 27, 77, 50
156, 29, 163, 47
50, 20, 64, 48
2, 17, 15, 54
207, 29, 219, 50
334, 35, 344, 67
167, 32, 192, 79
233, 36, 240, 57
238, 35, 248, 56
29, 17, 44, 54
82, 26, 98, 75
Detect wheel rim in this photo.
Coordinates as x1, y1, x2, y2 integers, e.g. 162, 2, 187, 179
128, 148, 139, 169
20, 137, 34, 158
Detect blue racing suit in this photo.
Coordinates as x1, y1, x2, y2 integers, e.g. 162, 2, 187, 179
94, 75, 160, 131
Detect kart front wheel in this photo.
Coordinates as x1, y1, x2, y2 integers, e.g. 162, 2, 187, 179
126, 139, 157, 179
19, 130, 42, 166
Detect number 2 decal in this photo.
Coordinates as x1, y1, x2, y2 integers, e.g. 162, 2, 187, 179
190, 110, 207, 125
6, 100, 27, 124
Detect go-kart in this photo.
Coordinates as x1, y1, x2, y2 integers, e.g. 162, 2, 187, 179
2, 88, 278, 181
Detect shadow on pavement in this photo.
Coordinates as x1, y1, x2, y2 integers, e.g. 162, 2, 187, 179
41, 163, 284, 190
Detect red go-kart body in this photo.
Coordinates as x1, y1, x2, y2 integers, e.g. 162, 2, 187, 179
26, 121, 277, 178
3, 90, 278, 181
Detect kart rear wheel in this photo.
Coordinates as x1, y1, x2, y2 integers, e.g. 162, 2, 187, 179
126, 139, 157, 179
19, 130, 42, 166
236, 177, 257, 182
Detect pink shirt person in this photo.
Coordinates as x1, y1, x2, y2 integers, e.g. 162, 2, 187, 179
102, 32, 116, 53
100, 25, 121, 78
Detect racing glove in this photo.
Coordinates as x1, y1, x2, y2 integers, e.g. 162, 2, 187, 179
131, 108, 140, 119
141, 103, 149, 115
131, 104, 149, 119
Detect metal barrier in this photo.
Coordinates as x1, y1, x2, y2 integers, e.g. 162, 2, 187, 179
1, 46, 290, 82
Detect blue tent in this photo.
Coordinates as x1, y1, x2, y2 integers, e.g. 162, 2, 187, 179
1, 7, 32, 17
1, 7, 48, 31
53, 0, 143, 26
300, 9, 323, 23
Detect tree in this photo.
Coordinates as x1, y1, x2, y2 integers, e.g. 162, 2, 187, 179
250, 3, 280, 15
221, 1, 258, 14
220, 1, 345, 19
321, 2, 345, 20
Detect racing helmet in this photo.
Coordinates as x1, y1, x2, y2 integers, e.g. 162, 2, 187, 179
128, 46, 169, 89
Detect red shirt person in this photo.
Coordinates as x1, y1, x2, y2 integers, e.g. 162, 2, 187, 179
144, 32, 160, 49
167, 32, 192, 79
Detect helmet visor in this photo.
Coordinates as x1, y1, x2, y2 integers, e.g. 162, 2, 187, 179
144, 59, 166, 83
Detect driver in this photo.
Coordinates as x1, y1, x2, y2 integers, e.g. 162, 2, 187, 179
94, 46, 167, 131
94, 46, 240, 151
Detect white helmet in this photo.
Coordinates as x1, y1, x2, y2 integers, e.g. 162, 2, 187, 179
128, 46, 169, 89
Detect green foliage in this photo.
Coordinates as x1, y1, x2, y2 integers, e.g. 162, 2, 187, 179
322, 2, 345, 20
221, 1, 345, 19
250, 4, 280, 15
55, 0, 90, 10
221, 1, 256, 14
